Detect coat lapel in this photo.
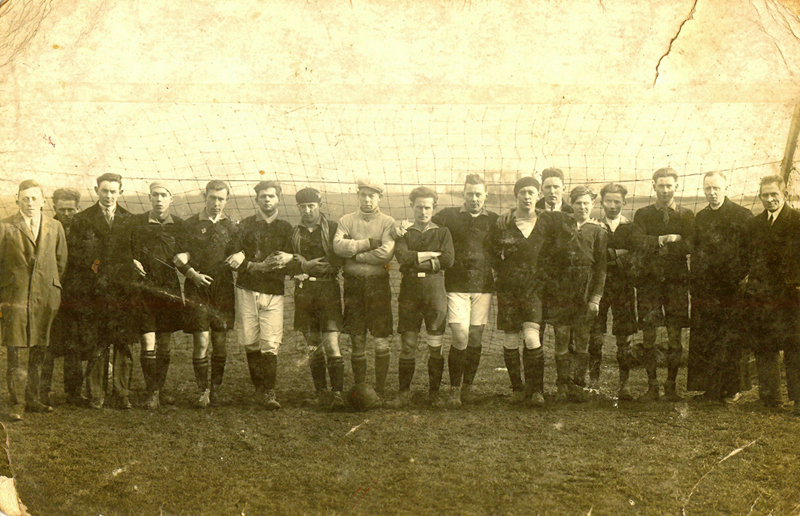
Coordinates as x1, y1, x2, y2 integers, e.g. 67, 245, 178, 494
11, 212, 36, 246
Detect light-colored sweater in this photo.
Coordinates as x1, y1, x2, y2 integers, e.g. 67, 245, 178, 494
333, 209, 395, 277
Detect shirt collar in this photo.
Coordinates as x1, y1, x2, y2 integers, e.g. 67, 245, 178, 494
709, 197, 726, 211
19, 211, 41, 226
655, 200, 678, 212
256, 209, 279, 224
459, 205, 487, 217
408, 221, 440, 233
199, 208, 228, 222
769, 202, 785, 221
101, 204, 117, 216
148, 211, 174, 225
547, 200, 563, 212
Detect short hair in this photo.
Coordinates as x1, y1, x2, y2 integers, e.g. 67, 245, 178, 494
703, 171, 727, 183
18, 179, 42, 194
541, 168, 565, 185
463, 174, 486, 189
254, 180, 282, 196
759, 175, 786, 192
96, 173, 123, 187
599, 183, 628, 200
52, 187, 82, 205
652, 168, 679, 183
205, 180, 230, 195
569, 185, 596, 204
409, 186, 438, 205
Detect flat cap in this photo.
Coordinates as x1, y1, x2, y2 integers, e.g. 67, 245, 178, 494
356, 178, 384, 195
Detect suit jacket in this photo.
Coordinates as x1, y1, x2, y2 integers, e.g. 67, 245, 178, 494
742, 203, 800, 351
0, 213, 67, 347
535, 197, 574, 214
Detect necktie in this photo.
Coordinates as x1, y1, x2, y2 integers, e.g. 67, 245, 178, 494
769, 213, 776, 225
104, 209, 113, 226
29, 218, 38, 240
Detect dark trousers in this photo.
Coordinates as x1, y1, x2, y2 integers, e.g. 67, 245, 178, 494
756, 349, 800, 404
41, 350, 84, 399
86, 342, 133, 401
6, 346, 46, 406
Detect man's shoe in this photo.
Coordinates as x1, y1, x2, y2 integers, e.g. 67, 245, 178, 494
446, 388, 462, 409
263, 389, 281, 411
209, 386, 220, 406
196, 388, 211, 408
617, 385, 634, 402
723, 392, 742, 404
527, 391, 545, 407
509, 391, 526, 405
555, 384, 569, 404
663, 381, 682, 402
568, 383, 590, 403
40, 393, 51, 407
387, 390, 412, 409
330, 391, 347, 412
8, 405, 24, 421
89, 398, 104, 410
159, 392, 175, 405
118, 396, 132, 410
638, 381, 660, 402
428, 391, 445, 408
65, 394, 88, 407
460, 385, 479, 405
26, 400, 54, 413
145, 391, 160, 410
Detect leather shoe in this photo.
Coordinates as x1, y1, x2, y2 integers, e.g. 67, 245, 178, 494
118, 396, 132, 410
8, 405, 24, 421
26, 400, 54, 413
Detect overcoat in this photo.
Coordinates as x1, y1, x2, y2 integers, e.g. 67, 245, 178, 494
0, 212, 67, 348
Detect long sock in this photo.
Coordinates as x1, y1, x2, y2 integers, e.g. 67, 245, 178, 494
310, 352, 328, 392
503, 348, 523, 392
463, 346, 482, 386
193, 356, 210, 391
40, 350, 55, 401
428, 355, 444, 393
263, 353, 277, 391
246, 351, 262, 389
141, 350, 158, 393
642, 347, 657, 382
667, 348, 681, 383
374, 349, 390, 395
448, 348, 466, 388
555, 354, 570, 387
571, 352, 590, 387
617, 342, 631, 387
351, 354, 368, 385
328, 356, 345, 392
210, 355, 227, 387
398, 358, 415, 392
156, 353, 171, 391
523, 347, 544, 395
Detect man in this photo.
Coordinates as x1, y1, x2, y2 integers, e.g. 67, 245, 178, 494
430, 174, 498, 406
63, 173, 137, 409
333, 179, 396, 406
0, 180, 67, 420
389, 187, 454, 408
40, 187, 84, 406
290, 187, 346, 411
130, 181, 185, 409
688, 172, 753, 403
228, 180, 294, 410
741, 175, 800, 416
631, 167, 694, 402
536, 168, 574, 213
587, 183, 638, 400
174, 180, 238, 408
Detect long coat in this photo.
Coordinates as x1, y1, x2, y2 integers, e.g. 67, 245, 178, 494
742, 203, 800, 352
0, 212, 67, 348
62, 202, 137, 349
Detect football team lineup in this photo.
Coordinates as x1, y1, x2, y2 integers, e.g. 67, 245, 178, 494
3, 167, 798, 421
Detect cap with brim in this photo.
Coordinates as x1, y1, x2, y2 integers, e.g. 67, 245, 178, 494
356, 178, 384, 195
296, 187, 321, 204
149, 181, 172, 195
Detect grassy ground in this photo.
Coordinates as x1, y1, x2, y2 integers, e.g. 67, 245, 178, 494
3, 331, 799, 516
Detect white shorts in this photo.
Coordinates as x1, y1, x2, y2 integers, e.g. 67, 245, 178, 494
235, 287, 284, 354
447, 293, 492, 327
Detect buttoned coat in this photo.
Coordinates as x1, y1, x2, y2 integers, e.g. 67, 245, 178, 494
0, 212, 67, 348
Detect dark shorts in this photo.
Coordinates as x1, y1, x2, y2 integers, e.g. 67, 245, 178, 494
637, 278, 689, 329
496, 277, 542, 332
342, 274, 393, 338
543, 267, 594, 326
183, 275, 236, 333
397, 273, 447, 335
294, 278, 342, 334
593, 273, 636, 337
140, 291, 184, 334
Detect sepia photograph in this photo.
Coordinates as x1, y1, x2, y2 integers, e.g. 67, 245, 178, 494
1, 0, 800, 514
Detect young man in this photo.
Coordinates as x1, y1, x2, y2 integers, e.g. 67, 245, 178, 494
489, 177, 549, 406
389, 187, 454, 408
130, 181, 185, 409
542, 186, 607, 403
536, 168, 574, 214
632, 167, 694, 402
741, 175, 800, 416
290, 187, 346, 411
0, 180, 67, 421
228, 180, 294, 410
40, 187, 84, 406
333, 179, 396, 406
63, 173, 137, 410
174, 180, 238, 408
588, 183, 637, 400
430, 174, 498, 405
688, 172, 753, 403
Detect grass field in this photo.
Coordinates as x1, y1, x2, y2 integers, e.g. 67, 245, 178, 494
3, 329, 800, 516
